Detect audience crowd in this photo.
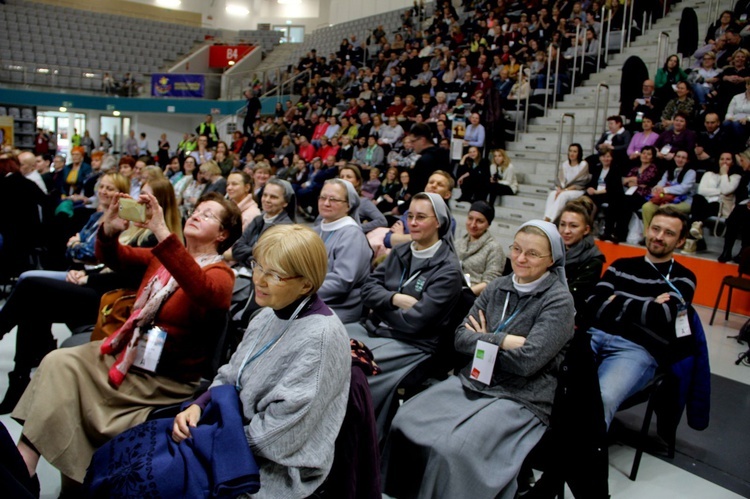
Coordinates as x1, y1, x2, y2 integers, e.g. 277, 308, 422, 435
0, 0, 739, 497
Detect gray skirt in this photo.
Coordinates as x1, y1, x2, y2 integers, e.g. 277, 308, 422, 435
346, 323, 429, 439
12, 340, 197, 482
383, 375, 546, 499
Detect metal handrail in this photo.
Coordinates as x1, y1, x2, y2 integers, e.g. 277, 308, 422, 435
591, 83, 610, 152
552, 43, 562, 109
604, 6, 613, 65
597, 7, 606, 73
515, 64, 524, 139
663, 0, 669, 18
571, 24, 581, 92
524, 72, 532, 131
271, 68, 311, 104
654, 32, 671, 75
544, 43, 554, 115
557, 113, 576, 179
627, 0, 636, 48
619, 0, 628, 53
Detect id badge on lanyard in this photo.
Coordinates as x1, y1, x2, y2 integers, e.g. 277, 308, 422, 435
133, 326, 167, 373
675, 304, 691, 338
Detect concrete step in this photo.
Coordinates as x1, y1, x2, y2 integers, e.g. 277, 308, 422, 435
501, 148, 560, 162
500, 194, 546, 212
517, 183, 553, 198
527, 123, 607, 134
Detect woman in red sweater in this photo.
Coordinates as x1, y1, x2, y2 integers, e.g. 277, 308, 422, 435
11, 192, 241, 493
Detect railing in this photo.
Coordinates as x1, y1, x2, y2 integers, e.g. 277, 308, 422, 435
591, 83, 610, 152
557, 113, 576, 179
570, 24, 582, 92
514, 64, 524, 139
654, 32, 671, 75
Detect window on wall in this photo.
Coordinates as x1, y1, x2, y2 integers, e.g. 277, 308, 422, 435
37, 111, 86, 157
273, 26, 304, 43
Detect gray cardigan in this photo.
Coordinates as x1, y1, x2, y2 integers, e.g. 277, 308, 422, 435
455, 273, 574, 424
316, 223, 373, 323
210, 306, 351, 499
456, 231, 505, 287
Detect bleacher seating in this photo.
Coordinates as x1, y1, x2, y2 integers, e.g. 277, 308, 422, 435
237, 30, 283, 55
0, 0, 221, 92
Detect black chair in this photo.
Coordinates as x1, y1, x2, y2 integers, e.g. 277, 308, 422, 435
614, 372, 674, 481
710, 248, 750, 325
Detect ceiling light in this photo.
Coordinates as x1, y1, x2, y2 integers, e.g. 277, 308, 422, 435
59, 107, 67, 112
226, 4, 250, 15
113, 111, 121, 117
156, 0, 181, 7
37, 68, 50, 73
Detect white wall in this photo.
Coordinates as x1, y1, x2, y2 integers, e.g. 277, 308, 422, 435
126, 0, 326, 33
327, 0, 413, 26
128, 113, 207, 156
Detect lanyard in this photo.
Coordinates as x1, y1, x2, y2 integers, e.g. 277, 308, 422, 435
645, 257, 685, 304
492, 293, 524, 334
398, 267, 422, 293
323, 230, 335, 244
235, 295, 311, 391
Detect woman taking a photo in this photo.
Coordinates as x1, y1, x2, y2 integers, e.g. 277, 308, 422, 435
11, 191, 242, 491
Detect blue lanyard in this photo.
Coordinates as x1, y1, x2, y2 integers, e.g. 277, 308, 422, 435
323, 230, 335, 244
235, 295, 311, 391
645, 257, 685, 304
492, 293, 524, 334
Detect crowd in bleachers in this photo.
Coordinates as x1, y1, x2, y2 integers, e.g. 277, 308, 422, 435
0, 0, 744, 497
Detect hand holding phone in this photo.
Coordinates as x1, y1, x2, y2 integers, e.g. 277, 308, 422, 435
118, 197, 147, 223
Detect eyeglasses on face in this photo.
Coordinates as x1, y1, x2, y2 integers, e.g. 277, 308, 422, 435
190, 208, 223, 227
509, 244, 551, 261
250, 260, 302, 285
406, 213, 436, 223
318, 195, 348, 204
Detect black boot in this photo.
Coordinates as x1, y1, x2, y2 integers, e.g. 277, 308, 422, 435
0, 371, 31, 414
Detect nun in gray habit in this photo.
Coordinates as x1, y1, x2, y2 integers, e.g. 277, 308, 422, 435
382, 220, 575, 499
347, 192, 464, 439
315, 178, 373, 324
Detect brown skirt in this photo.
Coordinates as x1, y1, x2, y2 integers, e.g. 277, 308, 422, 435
12, 340, 197, 483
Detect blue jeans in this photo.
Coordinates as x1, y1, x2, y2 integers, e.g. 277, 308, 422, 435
16, 270, 68, 286
588, 327, 658, 429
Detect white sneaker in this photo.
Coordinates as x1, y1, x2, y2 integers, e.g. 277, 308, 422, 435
689, 221, 703, 240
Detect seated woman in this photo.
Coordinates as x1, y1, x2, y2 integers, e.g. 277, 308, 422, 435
226, 178, 296, 266
375, 166, 402, 214
315, 179, 373, 323
338, 164, 388, 233
200, 161, 227, 197
689, 151, 742, 251
601, 146, 660, 243
11, 191, 241, 490
174, 155, 203, 220
383, 220, 574, 498
348, 192, 464, 436
641, 149, 696, 238
543, 143, 590, 222
457, 146, 491, 203
225, 171, 260, 230
626, 113, 659, 161
456, 201, 505, 296
558, 198, 606, 326
718, 149, 750, 262
173, 224, 351, 497
584, 150, 623, 232
488, 148, 518, 206
0, 177, 183, 413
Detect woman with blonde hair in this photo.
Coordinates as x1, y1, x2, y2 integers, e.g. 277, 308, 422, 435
200, 160, 227, 196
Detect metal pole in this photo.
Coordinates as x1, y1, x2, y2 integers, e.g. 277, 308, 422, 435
604, 6, 613, 64
654, 32, 670, 76
552, 44, 561, 108
524, 73, 531, 131
544, 44, 553, 115
642, 11, 647, 38
597, 7, 606, 73
557, 113, 576, 179
620, 0, 628, 53
591, 83, 610, 151
515, 64, 523, 139
663, 0, 668, 19
571, 24, 581, 91
628, 0, 636, 48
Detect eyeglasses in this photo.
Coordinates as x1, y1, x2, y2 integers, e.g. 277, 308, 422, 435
406, 213, 436, 223
190, 208, 223, 227
250, 260, 302, 285
318, 195, 348, 204
509, 244, 551, 261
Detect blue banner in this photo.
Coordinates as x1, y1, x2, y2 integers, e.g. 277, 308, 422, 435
151, 74, 205, 98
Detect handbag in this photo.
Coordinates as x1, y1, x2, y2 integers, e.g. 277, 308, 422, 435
91, 289, 137, 341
